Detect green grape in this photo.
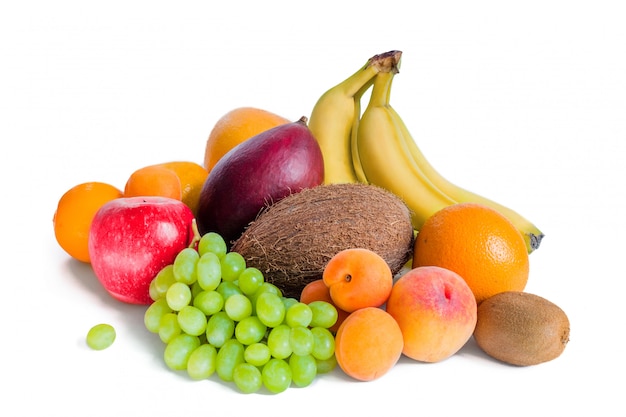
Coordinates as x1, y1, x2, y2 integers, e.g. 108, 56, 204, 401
173, 247, 200, 284
205, 311, 235, 348
235, 316, 267, 345
198, 232, 227, 258
290, 326, 314, 356
266, 324, 292, 359
285, 302, 313, 328
151, 264, 176, 300
244, 342, 271, 367
193, 290, 224, 316
191, 280, 203, 299
310, 326, 335, 360
215, 338, 245, 382
158, 312, 181, 344
187, 343, 217, 380
196, 252, 222, 291
233, 362, 263, 394
149, 278, 161, 301
282, 297, 299, 311
220, 251, 246, 282
86, 323, 116, 350
177, 305, 208, 336
316, 355, 337, 374
224, 293, 252, 321
256, 282, 282, 297
238, 267, 264, 295
144, 298, 172, 333
308, 300, 338, 329
289, 353, 317, 388
262, 358, 292, 394
163, 333, 200, 371
255, 292, 285, 328
217, 281, 242, 302
166, 282, 192, 311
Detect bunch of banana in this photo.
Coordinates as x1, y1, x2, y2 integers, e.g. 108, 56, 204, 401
308, 50, 402, 184
309, 51, 544, 253
354, 59, 544, 253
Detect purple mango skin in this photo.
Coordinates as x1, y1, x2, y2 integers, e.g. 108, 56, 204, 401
196, 119, 324, 245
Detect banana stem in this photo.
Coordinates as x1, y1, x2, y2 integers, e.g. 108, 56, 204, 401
368, 71, 395, 109
341, 50, 402, 98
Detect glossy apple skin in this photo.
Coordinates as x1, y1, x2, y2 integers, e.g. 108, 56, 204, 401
196, 118, 324, 246
88, 197, 195, 305
386, 266, 478, 362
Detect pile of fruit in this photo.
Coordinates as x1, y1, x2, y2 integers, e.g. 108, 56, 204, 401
53, 50, 570, 394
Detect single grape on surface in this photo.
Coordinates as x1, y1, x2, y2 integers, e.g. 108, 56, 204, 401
86, 323, 116, 350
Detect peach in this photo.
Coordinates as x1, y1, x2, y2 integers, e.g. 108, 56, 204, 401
385, 266, 477, 362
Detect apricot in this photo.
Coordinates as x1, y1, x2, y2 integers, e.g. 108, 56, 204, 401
386, 266, 477, 363
300, 279, 349, 333
322, 248, 393, 313
334, 307, 403, 381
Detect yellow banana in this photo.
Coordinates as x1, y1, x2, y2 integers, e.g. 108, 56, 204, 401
308, 51, 401, 184
350, 79, 374, 184
387, 95, 544, 253
356, 70, 457, 231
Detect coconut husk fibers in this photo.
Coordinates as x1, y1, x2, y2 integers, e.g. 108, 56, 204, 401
231, 183, 414, 299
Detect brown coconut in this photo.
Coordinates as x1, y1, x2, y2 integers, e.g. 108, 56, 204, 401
231, 183, 414, 298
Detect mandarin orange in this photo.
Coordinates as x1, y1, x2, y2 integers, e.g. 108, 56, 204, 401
53, 182, 123, 263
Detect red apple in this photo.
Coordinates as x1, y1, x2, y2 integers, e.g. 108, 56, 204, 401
88, 196, 195, 305
385, 266, 478, 362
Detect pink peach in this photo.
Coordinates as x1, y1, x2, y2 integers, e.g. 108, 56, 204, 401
385, 266, 477, 362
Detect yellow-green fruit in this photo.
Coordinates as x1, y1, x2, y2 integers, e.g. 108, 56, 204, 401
473, 291, 570, 366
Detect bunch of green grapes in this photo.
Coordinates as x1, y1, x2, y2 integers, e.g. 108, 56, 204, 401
144, 232, 338, 394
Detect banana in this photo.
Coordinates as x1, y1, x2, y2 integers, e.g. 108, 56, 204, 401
389, 107, 544, 253
356, 69, 457, 231
350, 79, 374, 184
308, 51, 401, 184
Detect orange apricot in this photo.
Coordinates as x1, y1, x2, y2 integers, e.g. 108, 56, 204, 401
322, 248, 393, 313
300, 279, 349, 333
334, 307, 403, 381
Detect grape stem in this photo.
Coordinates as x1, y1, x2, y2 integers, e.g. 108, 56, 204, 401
189, 218, 202, 249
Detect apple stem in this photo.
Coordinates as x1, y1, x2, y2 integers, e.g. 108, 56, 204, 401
189, 218, 201, 249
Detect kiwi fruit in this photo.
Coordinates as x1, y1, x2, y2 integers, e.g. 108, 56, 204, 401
231, 183, 414, 298
473, 291, 570, 366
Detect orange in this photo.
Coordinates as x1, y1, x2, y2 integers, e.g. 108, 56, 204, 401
124, 165, 182, 200
334, 307, 404, 381
204, 107, 290, 173
152, 161, 208, 215
53, 182, 123, 263
412, 202, 529, 304
322, 248, 393, 313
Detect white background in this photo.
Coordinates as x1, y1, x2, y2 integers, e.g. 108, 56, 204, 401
2, 1, 624, 416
